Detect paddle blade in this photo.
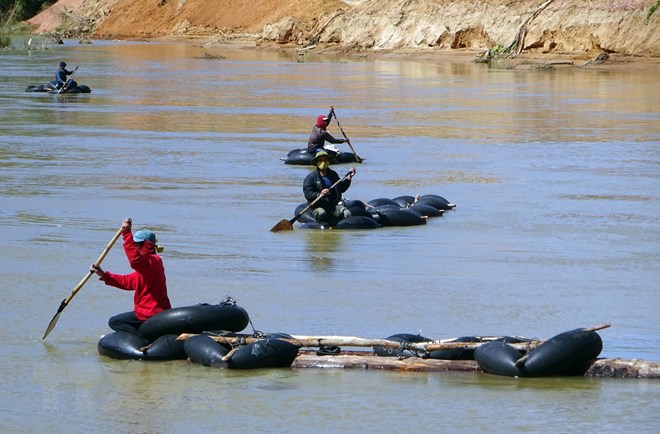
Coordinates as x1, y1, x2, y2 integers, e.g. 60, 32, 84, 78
42, 299, 68, 340
271, 219, 294, 232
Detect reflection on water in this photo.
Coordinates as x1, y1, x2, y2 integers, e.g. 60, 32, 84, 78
303, 230, 346, 272
0, 41, 658, 432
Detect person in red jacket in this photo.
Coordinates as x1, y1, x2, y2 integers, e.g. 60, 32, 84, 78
91, 218, 171, 335
307, 107, 348, 154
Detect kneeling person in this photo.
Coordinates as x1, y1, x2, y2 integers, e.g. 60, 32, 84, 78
303, 151, 356, 225
91, 218, 171, 335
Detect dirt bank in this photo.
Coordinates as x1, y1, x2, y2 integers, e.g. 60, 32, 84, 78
28, 0, 660, 68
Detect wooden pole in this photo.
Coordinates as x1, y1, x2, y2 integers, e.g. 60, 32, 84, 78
176, 333, 543, 352
177, 325, 609, 355
43, 223, 125, 339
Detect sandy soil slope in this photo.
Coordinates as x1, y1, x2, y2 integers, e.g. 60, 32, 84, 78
27, 0, 660, 66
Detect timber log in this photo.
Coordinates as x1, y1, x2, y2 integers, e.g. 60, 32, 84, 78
291, 351, 660, 379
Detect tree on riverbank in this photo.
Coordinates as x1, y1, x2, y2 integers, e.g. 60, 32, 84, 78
1, 0, 53, 22
1, 0, 53, 47
0, 3, 18, 47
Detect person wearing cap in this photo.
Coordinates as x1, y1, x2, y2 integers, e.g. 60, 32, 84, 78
90, 218, 171, 335
307, 106, 349, 154
54, 61, 77, 91
303, 150, 357, 225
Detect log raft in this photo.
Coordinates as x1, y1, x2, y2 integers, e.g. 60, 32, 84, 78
176, 327, 660, 378
291, 351, 660, 379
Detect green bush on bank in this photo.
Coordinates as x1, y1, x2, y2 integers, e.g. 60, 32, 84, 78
0, 5, 13, 48
1, 1, 56, 49
648, 0, 659, 20
1, 2, 51, 49
1, 0, 54, 22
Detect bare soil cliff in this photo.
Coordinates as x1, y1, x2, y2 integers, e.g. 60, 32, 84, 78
28, 0, 660, 61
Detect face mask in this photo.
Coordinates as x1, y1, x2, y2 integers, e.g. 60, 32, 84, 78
317, 161, 329, 170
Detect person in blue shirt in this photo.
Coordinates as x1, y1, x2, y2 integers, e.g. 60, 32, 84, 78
54, 62, 77, 91
303, 150, 356, 225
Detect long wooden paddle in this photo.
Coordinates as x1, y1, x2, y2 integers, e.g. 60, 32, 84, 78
42, 222, 125, 339
57, 66, 78, 94
270, 172, 352, 232
331, 108, 362, 163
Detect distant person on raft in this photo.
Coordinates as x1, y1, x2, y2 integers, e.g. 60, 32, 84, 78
307, 106, 349, 154
54, 61, 78, 92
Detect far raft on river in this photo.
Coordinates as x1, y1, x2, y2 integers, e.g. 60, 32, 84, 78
282, 146, 362, 166
96, 303, 659, 378
284, 107, 363, 165
25, 82, 91, 94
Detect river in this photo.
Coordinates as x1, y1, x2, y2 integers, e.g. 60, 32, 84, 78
0, 39, 658, 433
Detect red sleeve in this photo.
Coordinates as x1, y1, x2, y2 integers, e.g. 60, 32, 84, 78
98, 232, 143, 291
122, 232, 150, 273
101, 271, 139, 292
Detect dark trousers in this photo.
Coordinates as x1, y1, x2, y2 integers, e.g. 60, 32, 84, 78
108, 311, 144, 335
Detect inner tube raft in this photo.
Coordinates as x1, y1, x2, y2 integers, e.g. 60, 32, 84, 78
408, 203, 444, 218
98, 332, 187, 360
334, 216, 381, 229
373, 334, 524, 360
292, 202, 381, 230
372, 207, 427, 227
474, 328, 603, 377
427, 336, 484, 360
428, 336, 531, 361
97, 301, 250, 360
373, 333, 432, 358
416, 194, 456, 211
139, 301, 250, 341
282, 148, 362, 165
184, 333, 300, 369
228, 333, 300, 369
183, 334, 231, 366
25, 81, 91, 94
365, 194, 455, 225
291, 192, 454, 230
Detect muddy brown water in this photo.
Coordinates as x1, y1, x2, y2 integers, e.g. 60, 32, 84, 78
1, 40, 658, 432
